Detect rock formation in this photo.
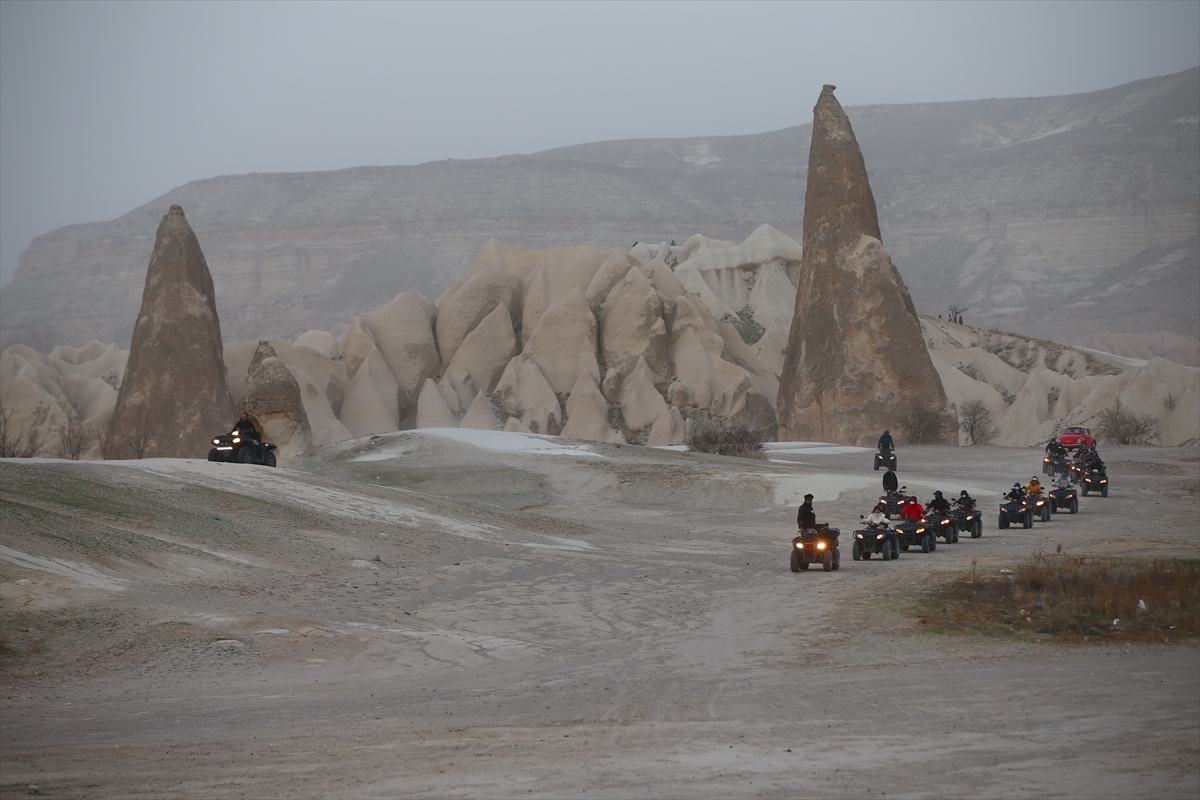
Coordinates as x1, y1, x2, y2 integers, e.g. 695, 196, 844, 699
778, 87, 953, 445
108, 206, 233, 457
239, 341, 311, 453
560, 371, 625, 444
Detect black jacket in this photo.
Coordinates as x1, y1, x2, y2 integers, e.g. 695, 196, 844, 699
797, 502, 816, 530
234, 417, 257, 435
877, 433, 894, 451
882, 470, 898, 492
957, 496, 976, 510
928, 497, 951, 513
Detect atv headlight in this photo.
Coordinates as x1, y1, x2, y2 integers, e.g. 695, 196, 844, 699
817, 542, 826, 550
795, 543, 803, 550
916, 527, 926, 534
212, 438, 219, 445
876, 534, 884, 540
941, 519, 950, 525
232, 437, 241, 444
1100, 479, 1107, 483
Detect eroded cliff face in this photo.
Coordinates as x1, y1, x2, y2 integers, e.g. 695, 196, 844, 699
2, 69, 1195, 355
778, 86, 953, 446
108, 206, 234, 458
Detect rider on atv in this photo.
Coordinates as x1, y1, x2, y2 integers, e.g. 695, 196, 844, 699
928, 490, 952, 513
878, 430, 895, 452
234, 411, 261, 443
956, 489, 976, 510
1025, 476, 1045, 497
900, 496, 925, 521
1006, 483, 1025, 502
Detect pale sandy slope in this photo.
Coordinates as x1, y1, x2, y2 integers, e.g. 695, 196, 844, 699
1, 431, 1197, 798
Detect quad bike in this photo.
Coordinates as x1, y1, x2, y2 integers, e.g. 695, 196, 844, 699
878, 487, 912, 519
1049, 485, 1079, 514
1081, 468, 1109, 497
852, 517, 900, 561
1043, 453, 1071, 476
790, 526, 841, 573
998, 497, 1034, 529
1028, 493, 1052, 522
952, 502, 983, 538
924, 508, 960, 543
874, 449, 897, 471
208, 429, 278, 467
894, 517, 936, 553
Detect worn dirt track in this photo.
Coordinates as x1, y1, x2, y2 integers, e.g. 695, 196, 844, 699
2, 436, 1198, 798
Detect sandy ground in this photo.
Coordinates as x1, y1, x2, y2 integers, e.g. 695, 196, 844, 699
1, 434, 1197, 799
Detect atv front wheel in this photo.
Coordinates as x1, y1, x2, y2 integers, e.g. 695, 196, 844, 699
790, 550, 800, 573
1102, 485, 1108, 497
822, 551, 833, 572
999, 514, 1009, 530
237, 446, 254, 464
973, 519, 982, 538
1070, 498, 1078, 514
882, 540, 893, 561
1023, 512, 1033, 529
1041, 505, 1051, 522
207, 448, 219, 462
832, 549, 840, 571
1082, 485, 1089, 496
852, 541, 862, 561
921, 534, 931, 553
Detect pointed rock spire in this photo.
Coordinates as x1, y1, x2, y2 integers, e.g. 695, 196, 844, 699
108, 205, 233, 457
777, 86, 953, 445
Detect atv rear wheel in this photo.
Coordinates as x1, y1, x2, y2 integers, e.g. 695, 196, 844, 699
264, 452, 277, 468
822, 551, 833, 572
832, 549, 840, 571
790, 550, 800, 573
852, 541, 862, 561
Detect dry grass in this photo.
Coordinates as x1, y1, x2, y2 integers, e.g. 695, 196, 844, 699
686, 420, 766, 459
922, 547, 1199, 643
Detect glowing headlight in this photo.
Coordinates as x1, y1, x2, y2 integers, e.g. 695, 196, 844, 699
817, 542, 826, 550
232, 437, 241, 444
212, 438, 219, 445
795, 543, 803, 550
916, 527, 926, 534
876, 534, 884, 540
1100, 479, 1107, 483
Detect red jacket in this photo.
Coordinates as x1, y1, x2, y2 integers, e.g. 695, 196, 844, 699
901, 502, 925, 520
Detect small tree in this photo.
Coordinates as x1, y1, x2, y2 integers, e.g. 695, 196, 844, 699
0, 403, 41, 458
958, 398, 997, 445
50, 416, 97, 460
896, 397, 953, 445
118, 405, 155, 459
1095, 400, 1160, 445
96, 413, 124, 460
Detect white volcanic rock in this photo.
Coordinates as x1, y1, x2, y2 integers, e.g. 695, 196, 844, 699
240, 341, 311, 454
415, 378, 459, 429
676, 234, 737, 264
358, 291, 441, 427
519, 246, 605, 347
716, 321, 779, 403
751, 316, 791, 379
646, 405, 687, 446
523, 287, 600, 395
226, 338, 347, 419
675, 225, 803, 323
746, 261, 799, 328
503, 416, 532, 433
460, 391, 501, 431
437, 370, 477, 415
649, 261, 686, 301
444, 303, 517, 399
560, 371, 625, 444
436, 269, 523, 365
495, 356, 562, 435
669, 295, 725, 355
288, 365, 351, 446
619, 357, 669, 433
109, 205, 234, 458
340, 349, 400, 437
599, 268, 671, 387
293, 330, 339, 359
586, 250, 639, 306
0, 346, 77, 454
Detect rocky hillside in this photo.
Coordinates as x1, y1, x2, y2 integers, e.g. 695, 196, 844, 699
2, 69, 1196, 359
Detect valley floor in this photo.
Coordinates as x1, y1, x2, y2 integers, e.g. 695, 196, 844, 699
1, 437, 1197, 798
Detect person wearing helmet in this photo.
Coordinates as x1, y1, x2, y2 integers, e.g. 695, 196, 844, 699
1045, 437, 1066, 458
882, 464, 899, 494
957, 489, 976, 511
927, 490, 951, 513
877, 430, 895, 452
1026, 476, 1044, 497
1055, 471, 1071, 489
865, 504, 889, 527
1005, 483, 1025, 502
900, 495, 924, 520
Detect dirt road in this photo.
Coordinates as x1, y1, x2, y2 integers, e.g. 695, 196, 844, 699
2, 436, 1197, 798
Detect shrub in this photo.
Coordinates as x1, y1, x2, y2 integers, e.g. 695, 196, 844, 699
0, 403, 41, 458
958, 398, 997, 445
896, 397, 952, 445
50, 416, 97, 460
687, 418, 765, 458
922, 549, 1199, 643
1095, 400, 1160, 445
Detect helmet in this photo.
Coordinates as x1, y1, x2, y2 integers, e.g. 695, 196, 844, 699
883, 430, 890, 435
934, 490, 943, 497
873, 505, 884, 513
1031, 476, 1040, 482
960, 490, 969, 497
1013, 483, 1021, 489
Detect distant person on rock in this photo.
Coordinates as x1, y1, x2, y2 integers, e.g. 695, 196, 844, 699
797, 494, 817, 530
234, 411, 261, 443
877, 430, 894, 452
883, 465, 899, 493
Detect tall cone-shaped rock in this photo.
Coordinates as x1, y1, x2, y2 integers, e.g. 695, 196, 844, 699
778, 86, 952, 445
109, 206, 233, 456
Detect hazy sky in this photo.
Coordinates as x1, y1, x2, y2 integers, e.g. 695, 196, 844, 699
2, 0, 1198, 287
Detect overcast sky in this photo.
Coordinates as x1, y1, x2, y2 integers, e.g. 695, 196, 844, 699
1, 0, 1197, 287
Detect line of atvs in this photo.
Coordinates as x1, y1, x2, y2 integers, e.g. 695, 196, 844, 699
790, 450, 1111, 574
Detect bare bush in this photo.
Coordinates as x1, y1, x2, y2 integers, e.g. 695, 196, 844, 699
896, 398, 953, 445
687, 417, 765, 459
958, 399, 997, 445
118, 405, 155, 459
96, 414, 124, 460
50, 416, 97, 460
0, 403, 42, 458
1095, 400, 1160, 445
